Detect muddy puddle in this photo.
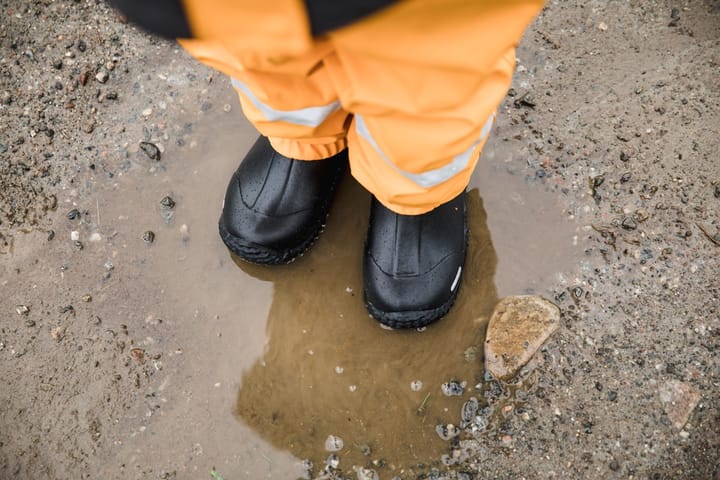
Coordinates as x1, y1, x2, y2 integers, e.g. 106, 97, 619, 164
55, 99, 582, 477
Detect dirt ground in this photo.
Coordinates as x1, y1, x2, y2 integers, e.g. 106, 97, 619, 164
1, 1, 718, 479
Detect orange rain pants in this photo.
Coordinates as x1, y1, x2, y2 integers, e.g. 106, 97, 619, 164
179, 0, 544, 215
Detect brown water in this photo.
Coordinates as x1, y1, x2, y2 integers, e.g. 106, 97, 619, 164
89, 100, 580, 477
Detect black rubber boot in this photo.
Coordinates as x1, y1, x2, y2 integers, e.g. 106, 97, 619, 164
219, 136, 347, 264
363, 191, 468, 329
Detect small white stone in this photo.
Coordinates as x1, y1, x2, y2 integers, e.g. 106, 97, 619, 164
142, 108, 153, 117
70, 231, 80, 241
324, 435, 344, 452
410, 380, 423, 391
89, 232, 102, 242
348, 385, 357, 392
334, 366, 344, 374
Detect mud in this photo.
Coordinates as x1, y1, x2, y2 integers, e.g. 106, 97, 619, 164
1, 1, 719, 479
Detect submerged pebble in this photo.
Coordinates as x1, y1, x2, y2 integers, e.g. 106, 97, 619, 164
353, 466, 379, 480
441, 380, 466, 396
461, 397, 480, 423
160, 196, 175, 209
142, 230, 155, 244
160, 196, 176, 223
324, 435, 344, 452
325, 453, 339, 469
435, 423, 460, 441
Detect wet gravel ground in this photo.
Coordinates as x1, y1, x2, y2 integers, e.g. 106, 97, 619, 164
1, 1, 719, 479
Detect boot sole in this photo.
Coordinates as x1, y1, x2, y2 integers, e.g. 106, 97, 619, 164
364, 268, 463, 329
218, 218, 323, 265
218, 162, 345, 265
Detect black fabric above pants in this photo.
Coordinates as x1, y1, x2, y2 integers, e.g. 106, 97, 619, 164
107, 0, 397, 39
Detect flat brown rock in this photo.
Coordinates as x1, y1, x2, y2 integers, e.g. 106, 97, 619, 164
484, 296, 561, 381
659, 380, 701, 429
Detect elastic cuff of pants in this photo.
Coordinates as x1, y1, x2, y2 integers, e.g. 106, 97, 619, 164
370, 176, 472, 216
373, 195, 445, 216
269, 136, 347, 161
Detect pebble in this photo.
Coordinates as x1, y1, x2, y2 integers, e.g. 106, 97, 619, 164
51, 326, 66, 342
89, 232, 102, 242
659, 380, 700, 429
410, 380, 423, 391
668, 8, 680, 27
325, 454, 339, 469
621, 217, 637, 230
160, 196, 176, 209
16, 305, 30, 316
461, 397, 480, 423
139, 141, 161, 160
324, 435, 344, 452
435, 423, 460, 441
104, 260, 114, 271
130, 348, 145, 363
82, 294, 92, 303
484, 296, 561, 381
714, 185, 720, 199
633, 208, 649, 223
70, 231, 80, 241
67, 208, 80, 220
514, 92, 536, 108
353, 467, 379, 480
441, 380, 465, 396
95, 71, 109, 84
142, 230, 155, 245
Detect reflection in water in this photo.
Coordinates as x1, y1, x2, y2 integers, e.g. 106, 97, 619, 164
231, 179, 499, 475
